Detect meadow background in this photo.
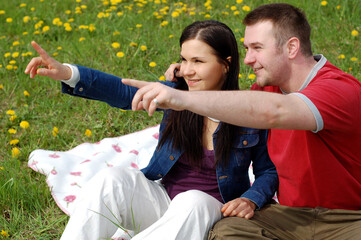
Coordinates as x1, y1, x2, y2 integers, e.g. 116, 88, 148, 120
0, 0, 360, 239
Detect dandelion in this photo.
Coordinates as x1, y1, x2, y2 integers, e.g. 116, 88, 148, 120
1, 230, 9, 237
240, 37, 244, 42
129, 42, 138, 47
351, 30, 359, 37
117, 12, 124, 16
236, 0, 243, 3
321, 1, 327, 6
8, 128, 17, 134
6, 65, 13, 70
20, 121, 30, 129
20, 3, 26, 7
0, 167, 4, 171
0, 84, 3, 89
338, 54, 345, 59
336, 5, 341, 10
65, 10, 71, 14
89, 24, 96, 32
53, 127, 59, 137
79, 37, 86, 42
230, 6, 237, 11
242, 6, 251, 12
6, 18, 13, 23
85, 129, 92, 137
171, 11, 180, 18
169, 34, 174, 38
10, 139, 19, 145
12, 52, 20, 58
136, 24, 142, 28
12, 147, 20, 158
42, 26, 50, 32
111, 42, 120, 48
149, 62, 157, 67
4, 53, 11, 58
9, 115, 17, 122
23, 16, 31, 23
23, 90, 30, 96
6, 110, 15, 116
160, 21, 168, 26
116, 52, 125, 58
239, 74, 242, 78
113, 31, 120, 36
140, 45, 147, 51
159, 76, 165, 81
248, 74, 256, 80
0, 10, 5, 15
53, 18, 63, 26
350, 57, 358, 62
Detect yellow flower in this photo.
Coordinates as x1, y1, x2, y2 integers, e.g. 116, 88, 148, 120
338, 54, 345, 59
1, 230, 9, 237
6, 110, 15, 116
236, 0, 243, 3
248, 74, 256, 80
111, 42, 120, 48
350, 57, 358, 62
116, 52, 125, 58
4, 53, 11, 58
113, 31, 120, 35
9, 115, 17, 122
89, 24, 96, 32
12, 52, 19, 58
129, 42, 138, 47
23, 16, 31, 23
53, 18, 63, 26
9, 60, 16, 64
336, 5, 341, 10
65, 10, 71, 14
10, 139, 19, 145
23, 90, 30, 96
12, 147, 20, 158
140, 45, 147, 51
8, 128, 17, 134
242, 6, 250, 12
52, 127, 59, 136
117, 12, 124, 16
136, 24, 142, 28
149, 62, 157, 67
321, 1, 327, 6
0, 84, 3, 89
42, 26, 50, 32
20, 121, 30, 129
159, 76, 165, 81
6, 65, 13, 70
20, 3, 27, 7
351, 30, 359, 37
85, 129, 92, 137
230, 6, 237, 11
169, 34, 174, 38
0, 167, 4, 171
6, 18, 13, 23
240, 37, 244, 42
238, 74, 242, 78
160, 21, 168, 26
79, 37, 86, 42
171, 11, 180, 18
0, 10, 5, 15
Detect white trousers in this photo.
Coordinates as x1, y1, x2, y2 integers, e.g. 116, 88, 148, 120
60, 167, 223, 240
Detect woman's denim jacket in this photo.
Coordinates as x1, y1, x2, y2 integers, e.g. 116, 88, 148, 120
62, 65, 278, 208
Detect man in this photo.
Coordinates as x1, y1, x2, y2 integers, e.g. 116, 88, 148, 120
123, 3, 361, 239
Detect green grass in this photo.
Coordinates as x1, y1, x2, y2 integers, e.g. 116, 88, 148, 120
0, 0, 360, 239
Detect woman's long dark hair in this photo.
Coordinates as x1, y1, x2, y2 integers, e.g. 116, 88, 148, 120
158, 20, 240, 168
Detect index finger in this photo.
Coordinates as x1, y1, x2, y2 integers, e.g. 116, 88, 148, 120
31, 41, 51, 60
122, 78, 152, 89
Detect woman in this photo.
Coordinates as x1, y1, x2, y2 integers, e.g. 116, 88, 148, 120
25, 20, 278, 240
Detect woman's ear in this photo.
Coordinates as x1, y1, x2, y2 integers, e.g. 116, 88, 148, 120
225, 56, 231, 73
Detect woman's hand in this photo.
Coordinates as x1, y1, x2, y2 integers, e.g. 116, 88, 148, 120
164, 63, 181, 82
24, 41, 72, 80
221, 197, 256, 219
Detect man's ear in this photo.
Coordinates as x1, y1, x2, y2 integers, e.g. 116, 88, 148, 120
287, 37, 300, 59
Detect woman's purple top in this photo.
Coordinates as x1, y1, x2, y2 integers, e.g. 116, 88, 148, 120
161, 148, 223, 203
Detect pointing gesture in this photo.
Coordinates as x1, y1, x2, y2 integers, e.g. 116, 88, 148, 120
24, 41, 71, 80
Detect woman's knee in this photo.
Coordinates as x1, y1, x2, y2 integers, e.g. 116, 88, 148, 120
171, 190, 223, 212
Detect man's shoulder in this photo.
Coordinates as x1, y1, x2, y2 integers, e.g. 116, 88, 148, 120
250, 83, 281, 93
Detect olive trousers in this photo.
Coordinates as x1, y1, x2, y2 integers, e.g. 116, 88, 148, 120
208, 202, 361, 240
